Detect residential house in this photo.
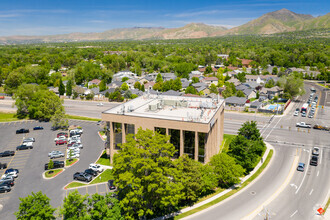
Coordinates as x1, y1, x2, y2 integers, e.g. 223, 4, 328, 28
73, 86, 86, 95
235, 84, 250, 91
243, 81, 259, 90
267, 86, 283, 99
192, 82, 208, 90
144, 81, 155, 91
245, 75, 262, 84
191, 70, 203, 75
88, 79, 101, 87
113, 71, 136, 81
239, 59, 253, 68
260, 75, 279, 84
227, 78, 240, 86
197, 86, 210, 96
130, 89, 144, 97
108, 81, 123, 89
242, 88, 256, 99
126, 78, 137, 89
162, 90, 181, 96
250, 101, 264, 109
161, 73, 177, 81
202, 77, 218, 86
181, 78, 191, 89
225, 97, 247, 107
217, 54, 229, 60
48, 87, 59, 94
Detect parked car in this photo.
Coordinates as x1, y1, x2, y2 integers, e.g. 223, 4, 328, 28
0, 179, 14, 187
2, 172, 17, 179
49, 151, 65, 159
0, 163, 7, 169
67, 143, 83, 149
33, 126, 44, 130
293, 111, 299, 116
0, 151, 15, 157
57, 132, 68, 138
5, 168, 19, 175
89, 163, 104, 173
0, 175, 14, 182
67, 148, 80, 154
22, 142, 33, 147
312, 147, 320, 156
54, 136, 66, 142
97, 103, 104, 106
73, 172, 92, 182
44, 161, 64, 170
297, 163, 305, 172
97, 121, 102, 125
23, 137, 35, 143
310, 156, 318, 166
16, 128, 29, 134
56, 140, 67, 145
67, 153, 80, 159
108, 180, 116, 190
68, 139, 81, 144
84, 169, 98, 177
16, 144, 33, 150
0, 185, 11, 193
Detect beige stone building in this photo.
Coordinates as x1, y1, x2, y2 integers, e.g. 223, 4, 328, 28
101, 94, 225, 163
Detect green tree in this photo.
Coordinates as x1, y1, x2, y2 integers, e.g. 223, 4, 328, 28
15, 191, 56, 220
236, 90, 245, 97
205, 66, 213, 74
236, 72, 246, 83
66, 80, 73, 97
48, 159, 54, 170
60, 190, 89, 219
108, 88, 124, 102
209, 83, 218, 94
156, 73, 163, 83
99, 79, 107, 92
51, 109, 68, 130
59, 79, 65, 96
121, 82, 129, 91
173, 155, 216, 205
265, 79, 275, 88
121, 77, 129, 82
88, 193, 123, 220
153, 82, 163, 91
185, 86, 198, 95
272, 67, 278, 75
191, 77, 200, 84
113, 129, 184, 219
134, 81, 141, 90
140, 84, 145, 92
209, 153, 245, 188
238, 121, 262, 141
278, 75, 305, 98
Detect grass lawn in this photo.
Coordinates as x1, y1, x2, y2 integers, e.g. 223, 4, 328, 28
220, 134, 236, 153
96, 151, 111, 166
45, 169, 63, 178
66, 158, 78, 166
65, 182, 87, 189
317, 83, 329, 89
175, 149, 273, 219
90, 169, 113, 184
66, 114, 100, 121
0, 112, 20, 122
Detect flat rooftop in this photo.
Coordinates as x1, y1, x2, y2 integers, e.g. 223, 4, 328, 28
103, 94, 224, 124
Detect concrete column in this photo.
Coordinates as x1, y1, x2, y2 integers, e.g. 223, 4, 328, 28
195, 131, 198, 161
180, 130, 184, 156
166, 128, 169, 136
122, 123, 126, 144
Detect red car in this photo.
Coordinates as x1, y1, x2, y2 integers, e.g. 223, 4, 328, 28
57, 132, 68, 138
56, 140, 67, 145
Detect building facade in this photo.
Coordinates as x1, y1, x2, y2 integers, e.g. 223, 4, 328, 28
101, 94, 225, 163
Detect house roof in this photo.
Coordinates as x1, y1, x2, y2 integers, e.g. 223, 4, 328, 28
243, 81, 259, 89
130, 89, 144, 96
100, 88, 116, 95
245, 75, 260, 80
109, 81, 123, 87
203, 77, 218, 81
183, 94, 200, 97
242, 88, 255, 96
225, 96, 247, 105
89, 79, 101, 85
250, 101, 263, 108
91, 87, 100, 94
196, 86, 208, 92
236, 84, 249, 91
144, 81, 155, 88
192, 82, 208, 88
162, 90, 181, 96
240, 59, 253, 65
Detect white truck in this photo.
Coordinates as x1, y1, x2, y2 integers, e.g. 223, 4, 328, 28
296, 122, 311, 128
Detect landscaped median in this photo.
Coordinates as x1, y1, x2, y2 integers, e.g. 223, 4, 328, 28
64, 169, 113, 189
174, 148, 274, 219
43, 168, 64, 179
65, 158, 79, 167
96, 150, 111, 166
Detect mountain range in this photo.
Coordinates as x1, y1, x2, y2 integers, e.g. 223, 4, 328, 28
0, 9, 329, 43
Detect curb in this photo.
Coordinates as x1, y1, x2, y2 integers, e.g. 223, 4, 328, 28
97, 131, 106, 142
65, 158, 79, 168
42, 168, 65, 180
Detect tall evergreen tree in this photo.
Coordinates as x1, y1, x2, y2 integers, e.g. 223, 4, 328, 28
59, 79, 65, 96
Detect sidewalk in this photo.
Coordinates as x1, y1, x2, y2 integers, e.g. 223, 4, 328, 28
177, 142, 274, 215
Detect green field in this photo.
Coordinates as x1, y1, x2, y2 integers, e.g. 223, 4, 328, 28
66, 158, 78, 166
220, 134, 236, 153
0, 112, 20, 122
45, 169, 63, 178
66, 114, 100, 121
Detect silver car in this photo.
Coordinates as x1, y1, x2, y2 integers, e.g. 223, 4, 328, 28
48, 151, 64, 159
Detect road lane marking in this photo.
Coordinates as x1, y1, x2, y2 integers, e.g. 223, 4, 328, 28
295, 149, 311, 194
242, 155, 299, 220
309, 189, 313, 195
290, 184, 297, 189
290, 210, 298, 218
264, 117, 283, 140
317, 171, 319, 177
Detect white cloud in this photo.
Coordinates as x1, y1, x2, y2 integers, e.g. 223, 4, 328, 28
0, 13, 20, 18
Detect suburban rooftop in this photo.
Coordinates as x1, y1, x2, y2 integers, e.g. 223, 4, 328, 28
103, 94, 224, 123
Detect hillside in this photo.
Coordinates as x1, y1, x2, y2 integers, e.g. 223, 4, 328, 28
0, 9, 329, 43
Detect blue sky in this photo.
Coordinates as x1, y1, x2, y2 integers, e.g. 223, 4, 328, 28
0, 0, 328, 36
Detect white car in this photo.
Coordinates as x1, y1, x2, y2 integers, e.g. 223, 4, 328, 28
23, 137, 35, 143
293, 111, 299, 116
68, 143, 83, 149
68, 136, 80, 142
89, 163, 104, 173
22, 142, 33, 147
68, 139, 81, 144
54, 136, 66, 142
48, 150, 63, 157
2, 173, 17, 179
97, 103, 104, 106
67, 148, 80, 154
67, 153, 80, 159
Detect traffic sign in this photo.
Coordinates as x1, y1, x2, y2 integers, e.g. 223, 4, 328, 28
317, 207, 325, 215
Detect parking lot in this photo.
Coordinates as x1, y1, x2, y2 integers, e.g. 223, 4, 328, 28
66, 181, 110, 197
0, 119, 105, 220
